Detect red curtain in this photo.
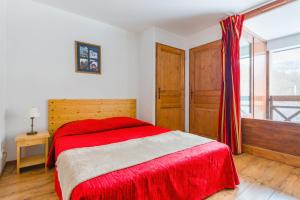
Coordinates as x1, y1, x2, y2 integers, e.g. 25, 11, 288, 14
218, 15, 244, 154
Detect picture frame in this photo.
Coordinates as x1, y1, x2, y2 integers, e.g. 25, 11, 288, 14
75, 41, 101, 74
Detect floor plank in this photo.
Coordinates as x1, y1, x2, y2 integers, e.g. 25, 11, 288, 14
208, 154, 300, 200
0, 153, 299, 200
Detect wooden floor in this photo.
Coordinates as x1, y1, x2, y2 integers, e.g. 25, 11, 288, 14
0, 153, 299, 200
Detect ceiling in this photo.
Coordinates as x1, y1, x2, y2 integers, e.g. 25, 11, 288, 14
34, 0, 270, 37
245, 0, 300, 40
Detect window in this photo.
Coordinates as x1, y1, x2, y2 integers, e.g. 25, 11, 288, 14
240, 33, 300, 123
269, 47, 300, 123
239, 32, 268, 120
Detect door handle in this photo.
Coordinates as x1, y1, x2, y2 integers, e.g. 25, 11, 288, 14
158, 88, 161, 99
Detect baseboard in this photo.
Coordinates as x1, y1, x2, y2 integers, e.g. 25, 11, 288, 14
243, 144, 300, 168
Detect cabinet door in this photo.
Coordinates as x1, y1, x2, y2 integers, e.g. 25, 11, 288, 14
189, 40, 221, 139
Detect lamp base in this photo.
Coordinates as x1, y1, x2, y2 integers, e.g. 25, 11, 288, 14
27, 131, 38, 135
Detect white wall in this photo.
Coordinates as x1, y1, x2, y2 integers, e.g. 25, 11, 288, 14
267, 33, 300, 51
138, 28, 156, 123
0, 0, 7, 172
5, 0, 139, 161
186, 25, 221, 49
155, 28, 186, 49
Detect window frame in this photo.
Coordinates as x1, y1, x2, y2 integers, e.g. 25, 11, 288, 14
240, 30, 255, 119
240, 32, 300, 124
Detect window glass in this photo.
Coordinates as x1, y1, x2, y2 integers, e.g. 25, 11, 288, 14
269, 47, 300, 123
240, 38, 252, 117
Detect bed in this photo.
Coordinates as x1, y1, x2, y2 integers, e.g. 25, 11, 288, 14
47, 99, 239, 200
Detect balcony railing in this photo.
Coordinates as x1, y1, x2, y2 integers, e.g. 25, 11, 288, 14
241, 95, 300, 123
269, 95, 300, 122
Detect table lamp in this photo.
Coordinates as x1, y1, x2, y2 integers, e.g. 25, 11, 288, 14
27, 107, 40, 135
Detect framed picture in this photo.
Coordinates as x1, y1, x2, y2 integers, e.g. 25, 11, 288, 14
75, 41, 101, 74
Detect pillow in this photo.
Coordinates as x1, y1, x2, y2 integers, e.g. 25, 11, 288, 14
53, 117, 151, 139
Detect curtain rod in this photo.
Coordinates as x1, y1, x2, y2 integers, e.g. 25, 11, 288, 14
241, 0, 296, 20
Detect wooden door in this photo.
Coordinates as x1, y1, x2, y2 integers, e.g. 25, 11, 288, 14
156, 43, 185, 130
189, 40, 221, 139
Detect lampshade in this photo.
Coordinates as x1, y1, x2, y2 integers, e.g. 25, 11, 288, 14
28, 107, 40, 118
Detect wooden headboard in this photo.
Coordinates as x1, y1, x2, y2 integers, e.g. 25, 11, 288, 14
48, 99, 136, 135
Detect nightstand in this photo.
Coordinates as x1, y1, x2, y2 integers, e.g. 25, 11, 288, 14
15, 131, 50, 174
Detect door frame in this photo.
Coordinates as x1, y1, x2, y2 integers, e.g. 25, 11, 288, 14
155, 42, 185, 129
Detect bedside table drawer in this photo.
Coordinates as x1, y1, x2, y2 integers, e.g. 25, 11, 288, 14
17, 138, 48, 147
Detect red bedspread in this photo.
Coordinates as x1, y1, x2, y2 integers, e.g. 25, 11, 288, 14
48, 117, 239, 200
